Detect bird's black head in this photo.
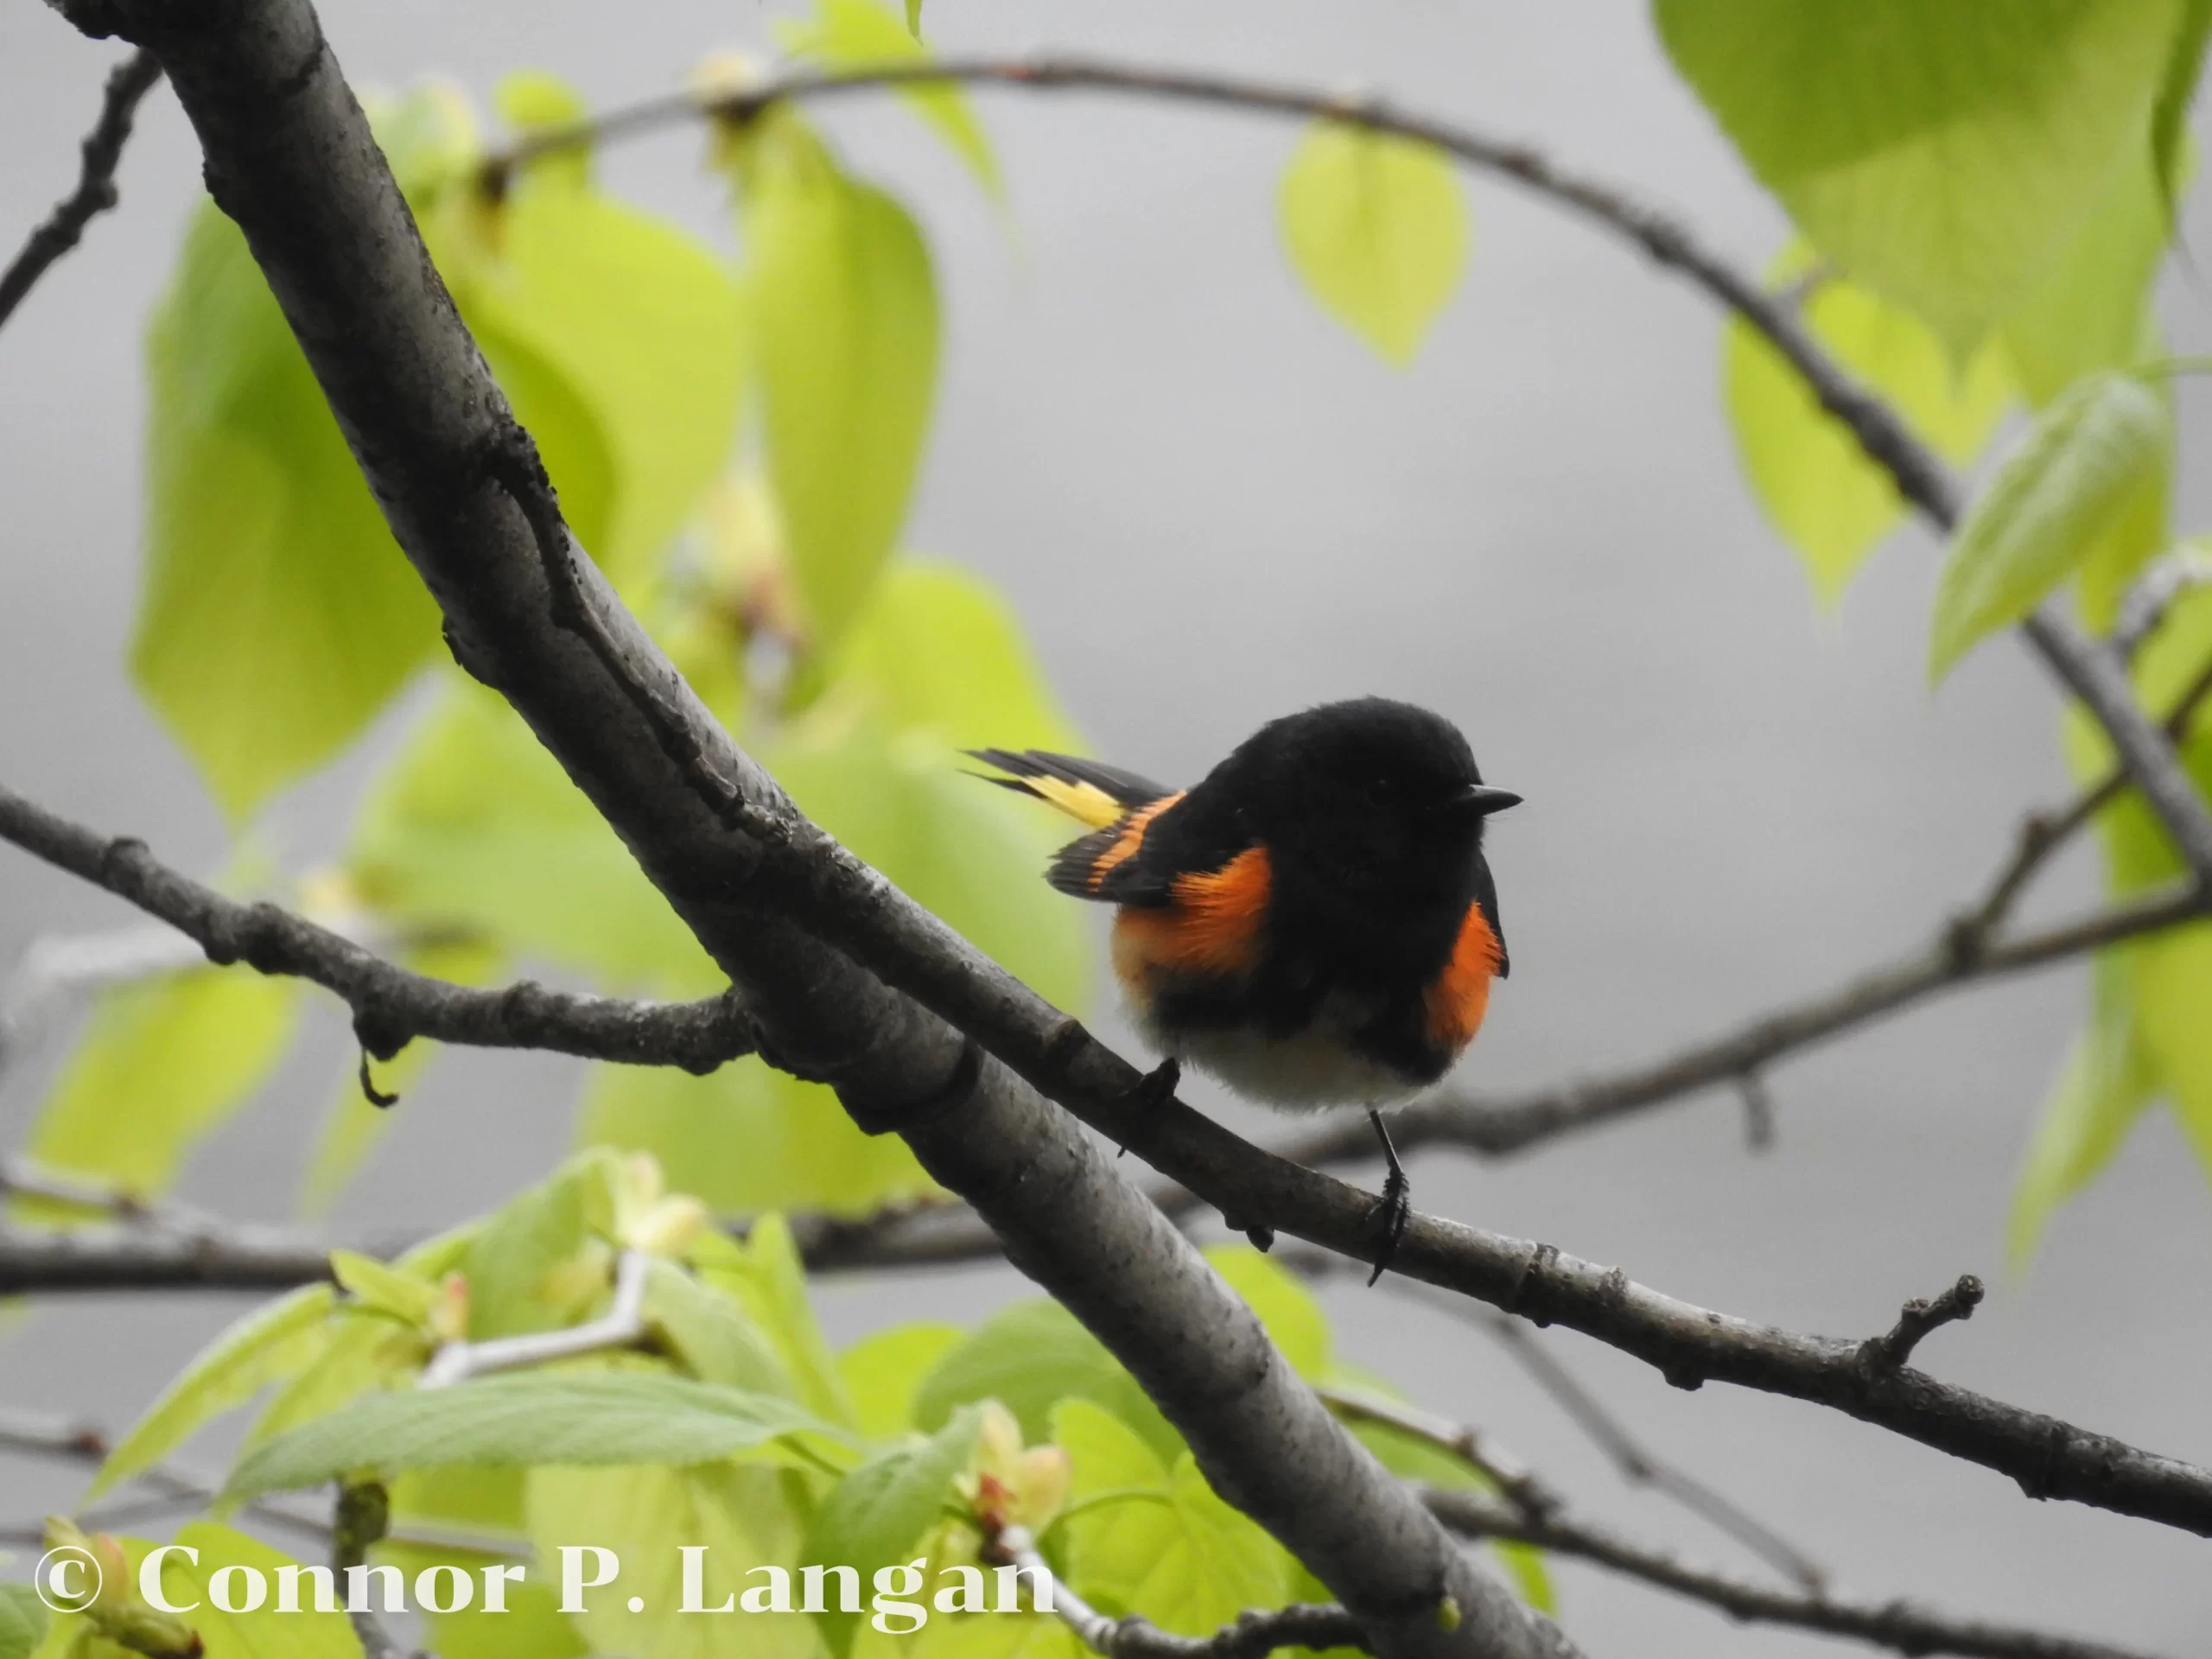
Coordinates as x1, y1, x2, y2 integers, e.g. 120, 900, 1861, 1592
1225, 697, 1519, 899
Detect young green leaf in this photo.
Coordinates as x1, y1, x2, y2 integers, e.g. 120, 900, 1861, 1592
377, 1537, 586, 1659
0, 1585, 48, 1659
19, 968, 299, 1217
644, 1256, 799, 1395
2004, 154, 2176, 409
840, 1323, 965, 1439
779, 0, 1001, 199
1928, 372, 2169, 682
913, 1300, 1180, 1466
1724, 249, 2012, 604
226, 1372, 848, 1499
1053, 1400, 1293, 1637
802, 1407, 982, 1657
331, 1249, 441, 1326
1656, 0, 2183, 354
135, 203, 444, 822
526, 1462, 817, 1659
163, 1523, 362, 1659
738, 112, 941, 649
2008, 953, 2162, 1268
86, 1283, 336, 1503
692, 1214, 858, 1428
2151, 0, 2212, 219
1278, 121, 1468, 367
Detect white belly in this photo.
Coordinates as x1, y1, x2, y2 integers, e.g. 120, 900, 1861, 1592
1132, 993, 1422, 1112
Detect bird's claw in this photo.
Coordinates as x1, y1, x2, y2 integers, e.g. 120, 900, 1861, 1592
1366, 1163, 1411, 1286
1111, 1057, 1181, 1158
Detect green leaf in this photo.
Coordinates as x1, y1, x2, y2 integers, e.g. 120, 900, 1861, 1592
332, 1249, 440, 1326
20, 968, 300, 1214
1204, 1246, 1330, 1380
1929, 372, 2168, 681
1053, 1401, 1292, 1637
1278, 122, 1468, 366
88, 1283, 336, 1503
692, 1215, 857, 1429
840, 1324, 964, 1439
2009, 953, 2161, 1267
1656, 0, 2184, 353
1723, 247, 2013, 603
780, 0, 1001, 199
740, 112, 941, 647
226, 1372, 847, 1499
2004, 155, 2175, 408
525, 1462, 817, 1659
459, 1150, 614, 1342
802, 1407, 982, 1657
0, 1586, 47, 1659
164, 1523, 363, 1659
582, 1058, 938, 1222
913, 1300, 1180, 1466
2152, 0, 2212, 216
375, 1538, 584, 1659
446, 105, 747, 592
349, 672, 714, 991
136, 201, 442, 822
644, 1256, 800, 1395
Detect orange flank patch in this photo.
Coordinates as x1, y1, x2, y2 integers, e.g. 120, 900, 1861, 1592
1086, 791, 1185, 892
1425, 901, 1503, 1054
1112, 845, 1272, 992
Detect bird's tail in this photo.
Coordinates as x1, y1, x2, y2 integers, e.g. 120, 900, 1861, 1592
966, 748, 1171, 830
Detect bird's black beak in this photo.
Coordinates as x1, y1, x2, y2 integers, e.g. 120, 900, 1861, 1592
1452, 783, 1522, 817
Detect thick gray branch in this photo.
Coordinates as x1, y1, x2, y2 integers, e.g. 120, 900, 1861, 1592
0, 781, 757, 1073
56, 5, 1557, 1655
0, 47, 161, 327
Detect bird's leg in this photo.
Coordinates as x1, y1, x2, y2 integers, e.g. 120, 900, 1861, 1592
1365, 1107, 1411, 1286
1109, 1056, 1182, 1160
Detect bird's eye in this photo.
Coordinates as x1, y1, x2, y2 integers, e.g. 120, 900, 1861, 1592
1363, 778, 1396, 809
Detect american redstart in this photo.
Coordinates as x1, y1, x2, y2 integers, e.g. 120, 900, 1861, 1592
972, 696, 1518, 1281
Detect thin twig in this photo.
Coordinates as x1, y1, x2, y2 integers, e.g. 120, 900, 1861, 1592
0, 48, 161, 329
1857, 1275, 1985, 1374
1423, 1488, 2166, 1659
2114, 544, 2212, 662
0, 781, 759, 1074
991, 1523, 1367, 1659
419, 1249, 650, 1387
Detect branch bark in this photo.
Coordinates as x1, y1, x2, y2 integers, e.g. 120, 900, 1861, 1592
0, 782, 758, 1073
48, 5, 1562, 1655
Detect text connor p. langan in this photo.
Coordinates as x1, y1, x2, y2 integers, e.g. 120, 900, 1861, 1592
130, 1545, 1054, 1635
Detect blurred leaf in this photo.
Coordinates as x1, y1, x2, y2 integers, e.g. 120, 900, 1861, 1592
1278, 122, 1468, 366
736, 111, 940, 647
1663, 0, 2177, 358
21, 968, 299, 1215
914, 1300, 1179, 1466
332, 1248, 440, 1325
0, 1584, 47, 1659
377, 1537, 584, 1659
1204, 1246, 1330, 1380
301, 935, 505, 1216
448, 85, 747, 592
1723, 247, 2012, 602
2010, 953, 2162, 1266
2133, 927, 2212, 1181
388, 1466, 528, 1541
582, 1058, 938, 1221
350, 672, 714, 991
692, 1215, 857, 1429
135, 202, 442, 823
2004, 154, 2176, 406
1053, 1400, 1291, 1636
1657, 0, 2183, 353
840, 1324, 964, 1439
525, 1462, 817, 1659
779, 0, 1001, 199
2152, 0, 2212, 216
461, 1152, 616, 1343
645, 1256, 800, 1395
1929, 372, 2168, 681
802, 1407, 981, 1657
172, 1523, 365, 1659
88, 1283, 336, 1503
228, 1372, 847, 1498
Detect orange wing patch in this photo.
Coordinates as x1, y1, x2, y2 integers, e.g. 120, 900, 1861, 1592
1112, 845, 1272, 993
1086, 791, 1185, 892
1425, 900, 1503, 1055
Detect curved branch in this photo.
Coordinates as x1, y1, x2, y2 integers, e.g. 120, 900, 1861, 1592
0, 781, 758, 1074
0, 47, 161, 328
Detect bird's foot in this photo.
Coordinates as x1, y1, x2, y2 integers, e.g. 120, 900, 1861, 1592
1366, 1162, 1411, 1287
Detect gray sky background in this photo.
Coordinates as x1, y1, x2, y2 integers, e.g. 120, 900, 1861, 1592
2, 3, 2209, 1653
